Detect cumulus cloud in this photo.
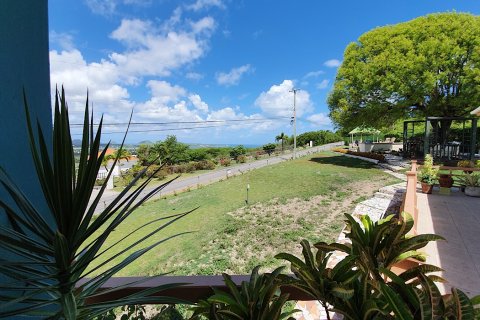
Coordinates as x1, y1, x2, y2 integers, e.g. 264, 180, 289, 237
254, 80, 313, 117
49, 31, 75, 50
216, 64, 253, 86
49, 49, 131, 122
109, 16, 215, 82
185, 0, 225, 11
307, 113, 332, 127
189, 94, 209, 112
147, 80, 186, 103
324, 59, 341, 68
316, 79, 330, 90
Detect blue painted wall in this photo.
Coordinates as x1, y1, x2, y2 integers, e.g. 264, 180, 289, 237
0, 1, 52, 225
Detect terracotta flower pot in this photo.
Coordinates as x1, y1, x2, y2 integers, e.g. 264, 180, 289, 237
438, 174, 453, 188
421, 182, 433, 194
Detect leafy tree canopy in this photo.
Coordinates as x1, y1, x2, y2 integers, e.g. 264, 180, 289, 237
262, 143, 276, 155
229, 145, 247, 160
296, 130, 343, 147
328, 13, 480, 131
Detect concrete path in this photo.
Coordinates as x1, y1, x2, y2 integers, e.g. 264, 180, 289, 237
89, 142, 343, 213
417, 189, 480, 297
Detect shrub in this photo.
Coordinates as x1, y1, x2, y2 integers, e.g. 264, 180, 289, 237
196, 159, 216, 170
185, 162, 197, 173
236, 154, 247, 163
129, 163, 146, 178
95, 178, 106, 186
229, 145, 247, 160
220, 157, 231, 166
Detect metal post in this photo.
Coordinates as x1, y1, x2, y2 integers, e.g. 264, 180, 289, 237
246, 184, 250, 204
424, 118, 430, 157
471, 118, 478, 160
290, 88, 299, 159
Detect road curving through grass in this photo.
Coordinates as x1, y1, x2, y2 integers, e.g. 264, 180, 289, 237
89, 151, 400, 276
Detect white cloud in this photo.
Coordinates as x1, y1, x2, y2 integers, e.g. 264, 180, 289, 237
316, 79, 330, 90
147, 80, 186, 103
216, 64, 253, 86
109, 17, 215, 82
189, 94, 209, 112
85, 0, 117, 16
185, 0, 225, 11
186, 72, 204, 80
254, 80, 313, 117
307, 113, 332, 127
49, 31, 75, 50
304, 70, 324, 78
324, 59, 341, 68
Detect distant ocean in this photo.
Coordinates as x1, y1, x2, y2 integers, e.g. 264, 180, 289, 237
188, 143, 261, 149
75, 141, 262, 149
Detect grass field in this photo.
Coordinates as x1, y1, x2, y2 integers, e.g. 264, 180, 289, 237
89, 151, 400, 277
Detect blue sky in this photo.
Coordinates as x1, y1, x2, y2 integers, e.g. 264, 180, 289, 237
48, 0, 479, 145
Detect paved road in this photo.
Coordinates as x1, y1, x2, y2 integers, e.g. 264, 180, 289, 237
90, 141, 343, 212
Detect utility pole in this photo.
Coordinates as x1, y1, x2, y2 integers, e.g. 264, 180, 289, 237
290, 88, 299, 159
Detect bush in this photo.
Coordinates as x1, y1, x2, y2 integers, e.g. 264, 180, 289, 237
230, 145, 247, 160
220, 157, 231, 166
95, 178, 106, 186
196, 159, 216, 170
129, 163, 146, 178
236, 155, 247, 163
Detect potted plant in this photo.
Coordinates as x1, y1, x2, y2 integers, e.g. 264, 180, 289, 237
457, 160, 475, 174
418, 154, 438, 194
438, 173, 454, 188
458, 172, 480, 197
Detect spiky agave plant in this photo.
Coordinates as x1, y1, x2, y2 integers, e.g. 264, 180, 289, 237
0, 88, 194, 319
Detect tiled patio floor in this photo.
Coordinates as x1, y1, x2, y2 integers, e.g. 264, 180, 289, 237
417, 188, 480, 297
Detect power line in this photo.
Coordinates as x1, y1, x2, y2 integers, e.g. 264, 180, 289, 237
70, 117, 292, 135
69, 117, 290, 127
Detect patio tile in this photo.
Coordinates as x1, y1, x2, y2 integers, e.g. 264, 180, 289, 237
417, 190, 480, 297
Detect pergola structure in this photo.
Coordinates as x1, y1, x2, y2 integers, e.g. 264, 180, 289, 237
403, 116, 478, 161
348, 126, 381, 144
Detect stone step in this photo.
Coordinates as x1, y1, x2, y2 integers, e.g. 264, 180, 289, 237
374, 191, 395, 200
379, 183, 406, 195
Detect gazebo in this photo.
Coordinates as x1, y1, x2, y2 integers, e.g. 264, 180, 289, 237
348, 126, 381, 144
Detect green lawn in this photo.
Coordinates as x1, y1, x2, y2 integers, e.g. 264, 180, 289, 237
89, 151, 400, 276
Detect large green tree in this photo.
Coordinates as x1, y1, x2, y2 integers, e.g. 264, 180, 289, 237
328, 13, 480, 132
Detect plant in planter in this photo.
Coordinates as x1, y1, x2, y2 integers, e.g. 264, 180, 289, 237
0, 89, 193, 319
418, 154, 438, 194
457, 160, 475, 174
190, 266, 298, 320
276, 213, 480, 319
458, 172, 480, 197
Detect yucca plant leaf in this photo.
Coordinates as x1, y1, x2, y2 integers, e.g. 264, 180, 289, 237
0, 88, 192, 318
331, 286, 355, 300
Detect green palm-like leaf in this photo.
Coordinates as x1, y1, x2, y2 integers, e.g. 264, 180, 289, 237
190, 266, 295, 320
0, 89, 194, 318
